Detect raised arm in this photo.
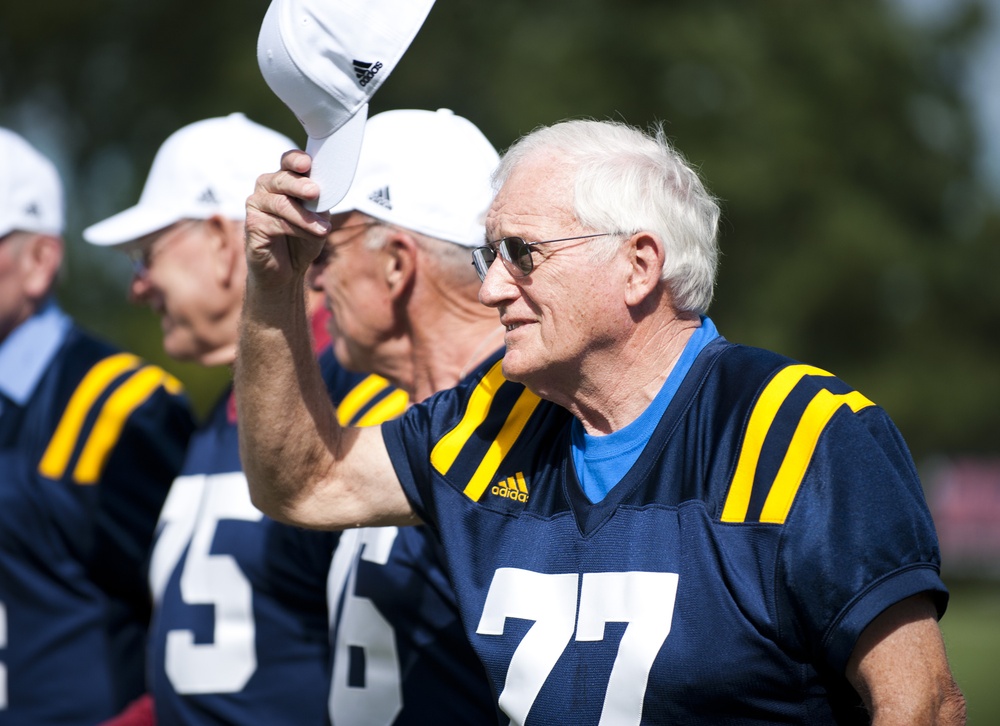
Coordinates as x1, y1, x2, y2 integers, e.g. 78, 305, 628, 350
236, 150, 417, 529
846, 593, 966, 725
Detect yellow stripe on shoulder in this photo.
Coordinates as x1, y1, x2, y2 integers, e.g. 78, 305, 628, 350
73, 366, 185, 484
430, 361, 508, 475
460, 388, 540, 502
38, 353, 142, 481
721, 364, 874, 524
759, 389, 873, 523
354, 388, 409, 427
336, 375, 392, 426
427, 360, 541, 502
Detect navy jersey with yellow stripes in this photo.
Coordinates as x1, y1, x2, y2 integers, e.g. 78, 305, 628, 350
323, 349, 496, 725
0, 315, 194, 724
382, 339, 947, 725
148, 348, 408, 726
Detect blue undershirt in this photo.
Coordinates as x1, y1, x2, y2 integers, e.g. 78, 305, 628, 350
0, 300, 71, 416
571, 316, 719, 503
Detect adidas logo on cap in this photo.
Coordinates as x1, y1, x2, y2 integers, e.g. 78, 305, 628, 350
197, 187, 219, 205
353, 59, 384, 88
24, 202, 41, 217
368, 186, 392, 210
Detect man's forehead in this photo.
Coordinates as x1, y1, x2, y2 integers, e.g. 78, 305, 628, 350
486, 184, 575, 240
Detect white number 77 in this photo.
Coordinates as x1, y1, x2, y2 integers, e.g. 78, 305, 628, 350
477, 569, 678, 726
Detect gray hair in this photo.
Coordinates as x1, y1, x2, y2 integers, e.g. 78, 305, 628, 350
363, 218, 480, 285
493, 120, 720, 314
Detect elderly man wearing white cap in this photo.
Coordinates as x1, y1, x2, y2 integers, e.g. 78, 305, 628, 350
308, 108, 501, 724
0, 127, 194, 724
84, 113, 407, 725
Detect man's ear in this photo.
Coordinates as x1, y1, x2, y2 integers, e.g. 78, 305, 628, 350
205, 216, 243, 287
383, 231, 419, 301
623, 231, 665, 307
21, 233, 63, 302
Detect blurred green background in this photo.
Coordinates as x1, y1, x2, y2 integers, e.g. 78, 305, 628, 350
3, 0, 998, 720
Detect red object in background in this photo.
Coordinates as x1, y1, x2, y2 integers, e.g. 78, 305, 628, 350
98, 694, 155, 726
310, 303, 332, 353
928, 459, 1000, 576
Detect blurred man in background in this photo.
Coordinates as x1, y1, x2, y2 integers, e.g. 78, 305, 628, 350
0, 127, 194, 724
84, 113, 405, 725
310, 108, 499, 724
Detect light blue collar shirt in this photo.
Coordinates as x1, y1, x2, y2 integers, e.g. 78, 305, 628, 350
0, 300, 72, 416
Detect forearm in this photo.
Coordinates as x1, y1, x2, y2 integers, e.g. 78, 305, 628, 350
848, 595, 967, 726
237, 152, 415, 529
868, 684, 966, 726
236, 272, 340, 526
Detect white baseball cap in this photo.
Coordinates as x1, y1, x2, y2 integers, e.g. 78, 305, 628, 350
256, 0, 436, 213
330, 109, 499, 248
0, 128, 64, 239
83, 113, 295, 247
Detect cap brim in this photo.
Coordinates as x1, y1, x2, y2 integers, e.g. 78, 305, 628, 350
304, 104, 368, 213
83, 204, 185, 247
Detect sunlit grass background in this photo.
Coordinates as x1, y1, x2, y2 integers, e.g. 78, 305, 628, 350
940, 580, 1000, 724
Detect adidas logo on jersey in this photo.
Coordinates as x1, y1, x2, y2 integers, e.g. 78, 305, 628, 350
353, 59, 384, 87
368, 186, 391, 210
197, 187, 219, 205
492, 472, 529, 502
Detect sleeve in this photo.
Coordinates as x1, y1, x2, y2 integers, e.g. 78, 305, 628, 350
381, 351, 536, 534
381, 393, 443, 531
775, 404, 948, 675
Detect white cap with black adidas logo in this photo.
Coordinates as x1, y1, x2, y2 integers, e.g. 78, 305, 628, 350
83, 113, 295, 247
330, 109, 499, 248
256, 0, 436, 213
0, 127, 64, 239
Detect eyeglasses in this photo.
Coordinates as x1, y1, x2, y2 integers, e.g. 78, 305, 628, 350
125, 219, 202, 277
472, 233, 611, 282
310, 221, 383, 268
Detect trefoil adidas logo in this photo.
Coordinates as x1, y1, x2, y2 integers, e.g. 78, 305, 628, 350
492, 472, 529, 503
197, 187, 219, 205
368, 186, 391, 210
353, 59, 384, 88
23, 202, 41, 217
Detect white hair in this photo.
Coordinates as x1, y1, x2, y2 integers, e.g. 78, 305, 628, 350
493, 120, 720, 314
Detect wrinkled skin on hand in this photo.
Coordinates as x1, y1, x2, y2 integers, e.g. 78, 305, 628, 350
244, 149, 332, 291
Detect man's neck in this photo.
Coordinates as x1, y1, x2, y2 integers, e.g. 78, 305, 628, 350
546, 314, 701, 435
409, 317, 505, 403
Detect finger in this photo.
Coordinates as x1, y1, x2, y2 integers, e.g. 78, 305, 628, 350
277, 149, 323, 204
280, 148, 313, 174
249, 170, 331, 238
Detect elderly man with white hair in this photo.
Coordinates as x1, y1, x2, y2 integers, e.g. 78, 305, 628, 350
238, 114, 965, 724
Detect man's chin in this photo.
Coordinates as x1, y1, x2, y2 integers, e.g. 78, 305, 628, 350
499, 354, 533, 384
163, 336, 199, 365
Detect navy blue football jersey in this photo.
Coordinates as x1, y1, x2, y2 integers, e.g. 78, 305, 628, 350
148, 350, 407, 726
0, 310, 194, 724
327, 524, 497, 725
324, 348, 497, 725
382, 338, 948, 725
